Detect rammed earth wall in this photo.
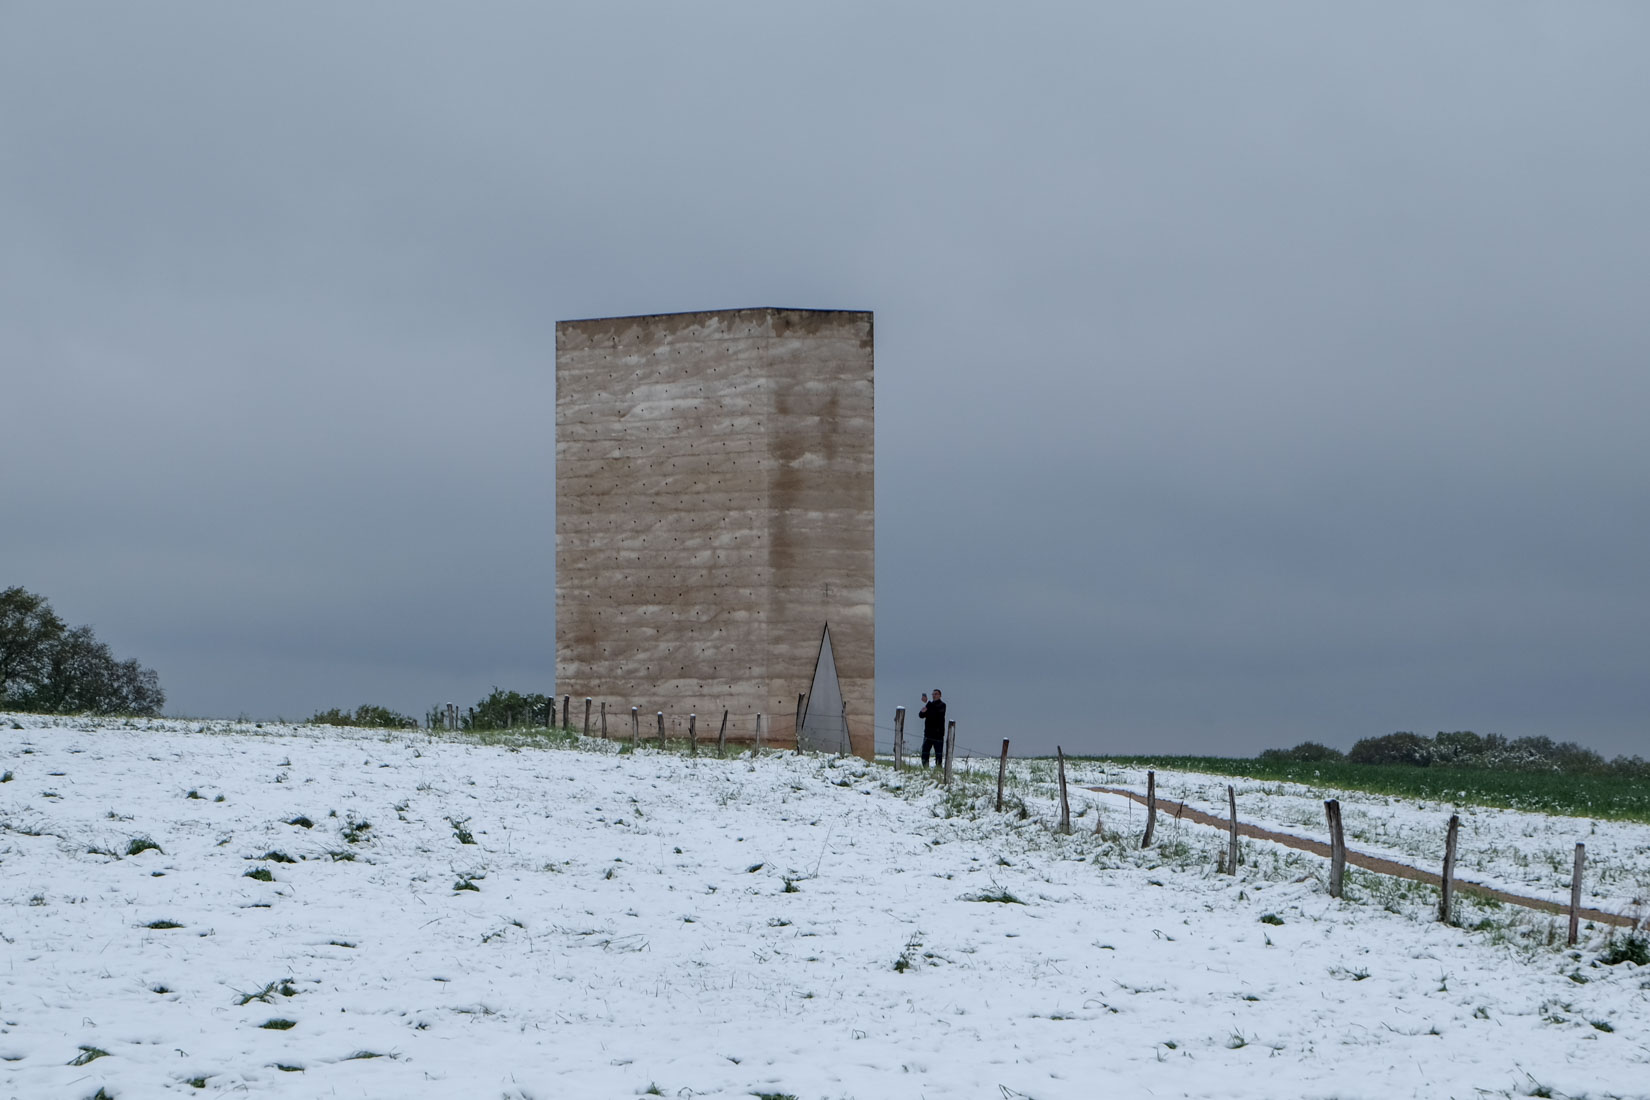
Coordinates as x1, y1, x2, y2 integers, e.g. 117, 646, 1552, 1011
555, 308, 874, 756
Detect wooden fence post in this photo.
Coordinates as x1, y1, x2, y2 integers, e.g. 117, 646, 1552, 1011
656, 711, 664, 745
688, 713, 697, 756
561, 695, 570, 730
1569, 842, 1586, 946
1056, 747, 1071, 834
1439, 814, 1460, 923
795, 693, 807, 753
1324, 799, 1346, 896
583, 698, 592, 737
995, 739, 1010, 812
838, 701, 849, 756
754, 713, 764, 756
600, 701, 607, 738
1141, 770, 1157, 848
717, 709, 728, 758
894, 707, 906, 770
630, 707, 639, 749
1226, 785, 1240, 876
943, 721, 957, 785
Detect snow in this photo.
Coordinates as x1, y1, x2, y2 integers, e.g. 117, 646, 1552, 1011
3, 715, 1648, 1099
1073, 763, 1650, 916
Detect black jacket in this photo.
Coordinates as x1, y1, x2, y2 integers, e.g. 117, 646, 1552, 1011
920, 698, 947, 737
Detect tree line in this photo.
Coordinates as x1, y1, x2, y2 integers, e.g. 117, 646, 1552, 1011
308, 689, 550, 731
1261, 730, 1650, 778
0, 587, 165, 716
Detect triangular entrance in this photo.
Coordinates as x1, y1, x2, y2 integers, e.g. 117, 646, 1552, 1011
797, 624, 848, 754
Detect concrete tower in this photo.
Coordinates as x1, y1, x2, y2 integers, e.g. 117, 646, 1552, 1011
555, 307, 873, 756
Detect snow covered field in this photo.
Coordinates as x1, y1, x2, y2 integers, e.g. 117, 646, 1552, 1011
3, 716, 1648, 1099
1071, 763, 1650, 916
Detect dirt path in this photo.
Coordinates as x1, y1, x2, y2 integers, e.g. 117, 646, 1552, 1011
1085, 786, 1640, 931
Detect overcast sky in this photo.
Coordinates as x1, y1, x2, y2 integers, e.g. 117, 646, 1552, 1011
4, 3, 1647, 757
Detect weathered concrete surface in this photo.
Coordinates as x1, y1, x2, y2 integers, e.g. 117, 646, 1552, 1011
556, 308, 874, 756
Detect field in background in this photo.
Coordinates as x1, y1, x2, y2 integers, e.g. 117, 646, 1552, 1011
1099, 754, 1650, 823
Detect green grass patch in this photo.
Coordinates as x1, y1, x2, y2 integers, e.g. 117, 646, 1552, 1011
243, 867, 274, 882
258, 1018, 297, 1030
68, 1045, 110, 1066
126, 835, 163, 856
145, 919, 184, 929
235, 979, 298, 1005
1098, 755, 1650, 822
1600, 934, 1649, 967
965, 888, 1024, 904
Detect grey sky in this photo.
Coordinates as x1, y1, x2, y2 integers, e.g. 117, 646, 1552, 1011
4, 3, 1646, 757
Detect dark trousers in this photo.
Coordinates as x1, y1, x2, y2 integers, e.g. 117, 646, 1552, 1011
921, 734, 945, 767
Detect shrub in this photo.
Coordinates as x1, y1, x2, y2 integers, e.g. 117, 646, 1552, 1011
461, 687, 553, 731
1430, 730, 1495, 765
1258, 740, 1343, 763
1348, 732, 1433, 767
1599, 934, 1649, 967
307, 705, 416, 729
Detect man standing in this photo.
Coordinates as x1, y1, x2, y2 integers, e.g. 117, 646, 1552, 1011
919, 689, 947, 768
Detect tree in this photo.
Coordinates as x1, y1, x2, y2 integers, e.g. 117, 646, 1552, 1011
0, 586, 65, 700
0, 587, 165, 716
